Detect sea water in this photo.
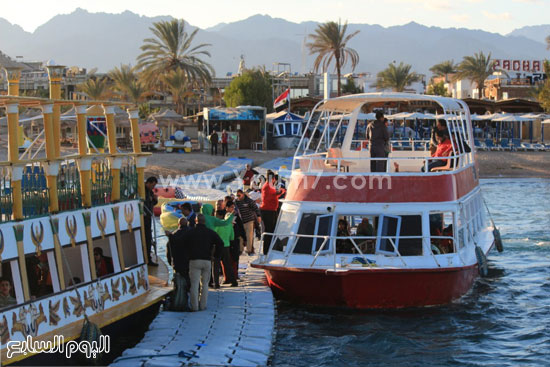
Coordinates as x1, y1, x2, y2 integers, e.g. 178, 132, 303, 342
271, 179, 550, 367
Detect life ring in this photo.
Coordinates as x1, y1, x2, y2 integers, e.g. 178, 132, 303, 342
431, 244, 441, 255
475, 246, 488, 277
493, 227, 503, 253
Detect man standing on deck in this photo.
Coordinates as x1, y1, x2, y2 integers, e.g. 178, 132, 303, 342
144, 176, 158, 266
366, 111, 390, 173
236, 189, 261, 255
184, 214, 224, 311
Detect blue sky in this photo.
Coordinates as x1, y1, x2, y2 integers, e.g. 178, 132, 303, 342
3, 0, 549, 34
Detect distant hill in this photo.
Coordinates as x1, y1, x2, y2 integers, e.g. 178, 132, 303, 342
0, 10, 547, 76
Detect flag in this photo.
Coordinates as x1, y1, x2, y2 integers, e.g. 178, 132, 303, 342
273, 88, 290, 110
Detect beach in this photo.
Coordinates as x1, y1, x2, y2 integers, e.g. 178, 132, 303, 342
144, 150, 550, 179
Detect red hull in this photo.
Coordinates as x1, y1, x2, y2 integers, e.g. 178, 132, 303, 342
252, 264, 479, 309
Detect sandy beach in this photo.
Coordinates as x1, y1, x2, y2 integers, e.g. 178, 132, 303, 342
144, 149, 550, 179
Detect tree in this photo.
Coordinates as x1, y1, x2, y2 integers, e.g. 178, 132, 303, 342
307, 20, 360, 96
429, 60, 457, 82
546, 35, 550, 50
161, 68, 194, 115
77, 77, 110, 100
374, 62, 421, 92
137, 19, 214, 87
455, 51, 494, 99
426, 81, 449, 96
224, 69, 272, 110
108, 64, 148, 105
536, 60, 550, 112
341, 76, 363, 94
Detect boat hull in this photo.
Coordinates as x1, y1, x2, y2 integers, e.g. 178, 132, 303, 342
253, 264, 479, 309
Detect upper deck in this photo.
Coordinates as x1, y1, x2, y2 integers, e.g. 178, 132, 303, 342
287, 93, 479, 203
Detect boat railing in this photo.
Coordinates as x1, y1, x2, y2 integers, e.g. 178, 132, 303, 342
294, 152, 470, 174
0, 163, 13, 223
260, 232, 458, 269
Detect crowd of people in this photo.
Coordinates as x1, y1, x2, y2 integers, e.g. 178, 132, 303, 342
154, 165, 286, 312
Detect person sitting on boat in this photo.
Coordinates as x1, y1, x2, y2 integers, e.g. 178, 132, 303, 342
416, 130, 452, 172
336, 219, 354, 253
94, 247, 114, 278
0, 277, 16, 308
356, 218, 375, 253
167, 217, 192, 311
242, 164, 259, 188
429, 119, 449, 154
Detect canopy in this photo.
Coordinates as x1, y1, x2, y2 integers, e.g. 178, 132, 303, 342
493, 115, 533, 122
267, 111, 304, 122
542, 119, 550, 124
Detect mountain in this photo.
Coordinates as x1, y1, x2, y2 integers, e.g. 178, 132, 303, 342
0, 10, 548, 76
508, 25, 550, 44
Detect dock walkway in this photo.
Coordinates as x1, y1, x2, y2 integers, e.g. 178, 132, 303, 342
112, 255, 274, 367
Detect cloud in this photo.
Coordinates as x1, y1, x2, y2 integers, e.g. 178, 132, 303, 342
390, 0, 453, 11
512, 0, 542, 3
481, 11, 511, 20
451, 14, 471, 23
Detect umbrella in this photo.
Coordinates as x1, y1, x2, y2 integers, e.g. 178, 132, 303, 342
493, 115, 532, 122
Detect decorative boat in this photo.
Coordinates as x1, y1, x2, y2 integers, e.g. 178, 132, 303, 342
0, 81, 170, 364
252, 93, 499, 309
266, 111, 304, 150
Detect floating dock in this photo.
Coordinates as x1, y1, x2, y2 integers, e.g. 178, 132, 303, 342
112, 255, 275, 367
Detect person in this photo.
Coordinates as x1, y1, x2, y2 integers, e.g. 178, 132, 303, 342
235, 189, 261, 255
356, 218, 375, 253
94, 247, 114, 277
366, 111, 390, 172
242, 164, 259, 188
221, 129, 229, 156
167, 217, 192, 311
384, 118, 391, 157
230, 201, 247, 280
214, 202, 238, 287
336, 219, 353, 253
180, 202, 196, 228
424, 130, 453, 172
210, 130, 219, 155
183, 214, 224, 312
429, 119, 449, 154
0, 277, 16, 308
144, 176, 159, 266
260, 172, 282, 255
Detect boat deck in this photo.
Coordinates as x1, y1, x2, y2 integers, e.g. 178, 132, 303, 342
112, 255, 275, 367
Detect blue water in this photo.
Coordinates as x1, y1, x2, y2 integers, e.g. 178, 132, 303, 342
271, 179, 550, 367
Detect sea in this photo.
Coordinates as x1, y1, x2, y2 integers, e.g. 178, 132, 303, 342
271, 178, 550, 367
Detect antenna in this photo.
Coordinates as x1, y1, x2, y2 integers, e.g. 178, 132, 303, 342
295, 27, 308, 75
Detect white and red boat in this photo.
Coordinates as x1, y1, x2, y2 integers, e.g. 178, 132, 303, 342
252, 93, 499, 309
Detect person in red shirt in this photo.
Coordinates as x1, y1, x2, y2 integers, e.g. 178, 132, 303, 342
221, 130, 229, 156
260, 171, 283, 255
242, 164, 259, 188
424, 130, 453, 171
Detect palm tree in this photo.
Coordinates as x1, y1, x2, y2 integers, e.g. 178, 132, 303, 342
161, 68, 194, 115
455, 51, 494, 99
137, 19, 214, 88
429, 60, 457, 82
108, 64, 148, 105
546, 35, 550, 50
307, 20, 360, 96
77, 77, 110, 100
374, 62, 421, 92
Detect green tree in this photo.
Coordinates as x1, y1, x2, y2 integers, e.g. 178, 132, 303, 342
536, 60, 550, 111
161, 68, 194, 115
374, 62, 421, 92
546, 35, 550, 50
426, 81, 450, 96
137, 19, 214, 87
455, 51, 494, 99
77, 77, 110, 100
429, 60, 457, 82
307, 20, 360, 96
108, 64, 148, 104
341, 76, 363, 94
224, 69, 272, 110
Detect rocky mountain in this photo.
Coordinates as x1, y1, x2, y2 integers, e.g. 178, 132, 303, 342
508, 25, 550, 45
0, 9, 547, 76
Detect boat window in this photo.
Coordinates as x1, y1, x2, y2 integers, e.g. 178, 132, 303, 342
313, 214, 333, 253
121, 230, 140, 267
0, 261, 18, 309
25, 251, 56, 300
275, 123, 285, 137
429, 212, 456, 254
272, 210, 297, 252
292, 123, 301, 136
398, 215, 423, 255
376, 215, 401, 255
62, 244, 87, 286
293, 213, 330, 254
93, 237, 116, 278
285, 123, 292, 136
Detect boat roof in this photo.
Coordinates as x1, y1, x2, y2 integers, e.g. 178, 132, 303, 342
317, 92, 467, 114
267, 111, 304, 122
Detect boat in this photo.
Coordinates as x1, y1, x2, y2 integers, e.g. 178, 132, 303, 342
251, 93, 500, 309
0, 92, 171, 364
266, 111, 304, 150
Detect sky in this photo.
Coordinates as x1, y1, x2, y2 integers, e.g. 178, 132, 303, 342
2, 0, 549, 35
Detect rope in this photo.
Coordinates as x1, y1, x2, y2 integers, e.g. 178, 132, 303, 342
481, 196, 497, 228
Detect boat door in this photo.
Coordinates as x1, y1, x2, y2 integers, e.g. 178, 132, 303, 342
376, 215, 401, 255
312, 214, 333, 254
